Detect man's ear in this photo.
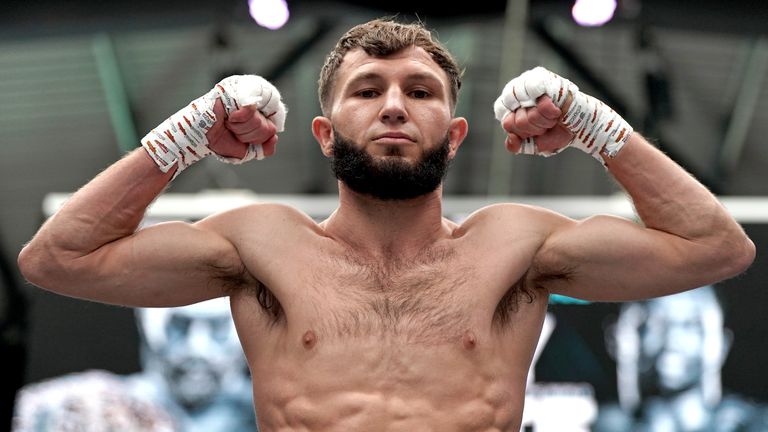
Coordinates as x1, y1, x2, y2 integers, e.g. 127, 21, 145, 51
312, 116, 334, 157
448, 117, 468, 159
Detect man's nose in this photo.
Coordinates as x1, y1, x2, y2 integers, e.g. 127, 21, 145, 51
379, 89, 408, 123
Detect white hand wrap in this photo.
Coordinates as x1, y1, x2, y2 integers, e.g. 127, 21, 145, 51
141, 75, 287, 179
494, 66, 632, 165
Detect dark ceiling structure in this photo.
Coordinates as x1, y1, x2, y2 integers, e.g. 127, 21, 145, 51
3, 0, 767, 39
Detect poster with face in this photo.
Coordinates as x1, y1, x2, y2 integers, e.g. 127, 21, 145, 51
14, 218, 257, 432
528, 224, 768, 432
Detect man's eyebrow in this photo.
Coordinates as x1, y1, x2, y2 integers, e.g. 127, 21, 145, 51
345, 72, 385, 88
345, 71, 444, 89
403, 72, 444, 87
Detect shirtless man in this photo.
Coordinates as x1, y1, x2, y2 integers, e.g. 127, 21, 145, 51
17, 19, 754, 431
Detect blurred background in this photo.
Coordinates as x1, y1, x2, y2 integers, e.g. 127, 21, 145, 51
1, 0, 767, 430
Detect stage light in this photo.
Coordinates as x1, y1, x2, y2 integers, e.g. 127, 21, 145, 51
572, 0, 617, 27
248, 0, 289, 30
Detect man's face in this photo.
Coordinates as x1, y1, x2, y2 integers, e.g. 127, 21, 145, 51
317, 46, 466, 198
160, 310, 241, 409
140, 301, 247, 410
638, 297, 707, 393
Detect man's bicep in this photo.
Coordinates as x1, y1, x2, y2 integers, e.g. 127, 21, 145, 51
83, 221, 246, 307
536, 214, 710, 302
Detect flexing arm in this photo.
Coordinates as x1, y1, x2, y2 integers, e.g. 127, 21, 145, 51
18, 93, 280, 307
496, 68, 755, 301
539, 133, 754, 301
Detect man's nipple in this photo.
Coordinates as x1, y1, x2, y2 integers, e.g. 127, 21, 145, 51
462, 330, 477, 350
302, 330, 317, 349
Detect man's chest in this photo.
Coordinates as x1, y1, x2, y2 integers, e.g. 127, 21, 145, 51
254, 241, 539, 342
306, 254, 477, 344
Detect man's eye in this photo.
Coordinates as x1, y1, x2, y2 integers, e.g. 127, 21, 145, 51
358, 90, 378, 98
411, 90, 430, 99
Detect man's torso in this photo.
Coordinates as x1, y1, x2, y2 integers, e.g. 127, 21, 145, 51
219, 204, 554, 431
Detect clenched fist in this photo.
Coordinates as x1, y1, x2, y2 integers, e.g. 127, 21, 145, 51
142, 75, 287, 179
494, 66, 632, 165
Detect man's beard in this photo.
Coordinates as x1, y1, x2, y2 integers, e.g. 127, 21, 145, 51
330, 129, 451, 201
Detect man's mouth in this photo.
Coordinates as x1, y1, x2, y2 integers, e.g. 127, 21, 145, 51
373, 132, 415, 144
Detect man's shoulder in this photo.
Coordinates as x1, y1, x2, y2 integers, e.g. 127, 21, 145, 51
197, 202, 321, 239
449, 203, 571, 258
458, 202, 568, 232
209, 202, 317, 225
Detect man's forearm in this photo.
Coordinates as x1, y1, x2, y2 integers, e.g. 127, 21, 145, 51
19, 149, 174, 272
606, 134, 754, 258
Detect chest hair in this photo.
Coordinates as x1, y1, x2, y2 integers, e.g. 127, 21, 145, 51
309, 245, 478, 344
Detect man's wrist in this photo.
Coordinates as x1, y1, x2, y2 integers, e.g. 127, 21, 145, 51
562, 91, 633, 166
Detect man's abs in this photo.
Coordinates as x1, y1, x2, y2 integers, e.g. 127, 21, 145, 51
231, 274, 548, 429
246, 330, 540, 431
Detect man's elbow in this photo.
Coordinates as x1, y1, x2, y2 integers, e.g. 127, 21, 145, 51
719, 233, 756, 279
18, 243, 47, 288
732, 235, 756, 275
17, 242, 68, 291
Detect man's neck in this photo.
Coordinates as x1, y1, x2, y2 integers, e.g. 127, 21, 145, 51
323, 183, 453, 259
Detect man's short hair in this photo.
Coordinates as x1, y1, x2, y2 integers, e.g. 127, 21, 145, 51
318, 18, 463, 116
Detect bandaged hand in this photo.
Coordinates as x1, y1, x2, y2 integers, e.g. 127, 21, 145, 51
493, 66, 632, 165
141, 75, 287, 179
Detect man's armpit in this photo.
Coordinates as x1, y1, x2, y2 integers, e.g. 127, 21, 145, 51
530, 261, 576, 291
208, 262, 284, 324
207, 260, 253, 293
493, 265, 564, 329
